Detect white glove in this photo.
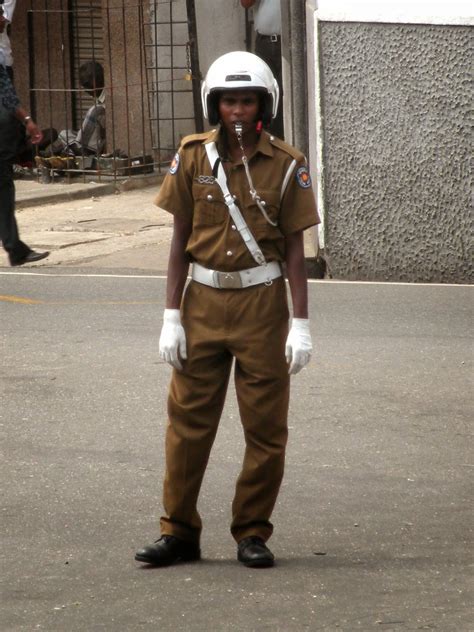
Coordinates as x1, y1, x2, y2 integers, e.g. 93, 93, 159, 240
285, 318, 312, 375
159, 309, 187, 370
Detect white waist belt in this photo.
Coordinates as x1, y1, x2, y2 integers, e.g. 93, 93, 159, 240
192, 261, 282, 290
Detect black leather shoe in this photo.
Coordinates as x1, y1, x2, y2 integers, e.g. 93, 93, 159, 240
11, 250, 50, 266
135, 535, 201, 566
237, 536, 275, 568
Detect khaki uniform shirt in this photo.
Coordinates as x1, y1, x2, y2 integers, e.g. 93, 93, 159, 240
155, 127, 319, 272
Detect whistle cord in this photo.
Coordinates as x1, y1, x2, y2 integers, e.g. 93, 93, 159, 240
234, 123, 278, 227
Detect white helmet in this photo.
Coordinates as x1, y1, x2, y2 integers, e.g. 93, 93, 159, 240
201, 51, 279, 126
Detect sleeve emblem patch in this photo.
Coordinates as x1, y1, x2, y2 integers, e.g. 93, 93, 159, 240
296, 166, 312, 189
169, 152, 180, 175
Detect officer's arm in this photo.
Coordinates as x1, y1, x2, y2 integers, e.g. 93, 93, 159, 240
165, 215, 193, 309
285, 230, 308, 319
284, 230, 312, 375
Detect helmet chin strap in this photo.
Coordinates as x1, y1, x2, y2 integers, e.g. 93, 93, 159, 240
234, 121, 278, 227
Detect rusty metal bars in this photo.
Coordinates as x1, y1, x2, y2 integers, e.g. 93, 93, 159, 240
143, 0, 203, 164
24, 0, 202, 183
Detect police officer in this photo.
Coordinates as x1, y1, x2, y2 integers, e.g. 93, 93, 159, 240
135, 52, 319, 568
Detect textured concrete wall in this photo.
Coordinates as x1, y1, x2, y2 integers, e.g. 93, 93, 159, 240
318, 22, 472, 283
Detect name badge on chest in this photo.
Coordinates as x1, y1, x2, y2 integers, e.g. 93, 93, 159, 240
195, 175, 216, 185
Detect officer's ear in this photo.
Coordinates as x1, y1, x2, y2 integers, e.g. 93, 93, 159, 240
207, 93, 221, 126
259, 93, 273, 128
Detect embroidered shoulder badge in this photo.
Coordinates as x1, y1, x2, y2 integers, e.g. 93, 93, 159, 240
296, 166, 312, 189
169, 152, 180, 175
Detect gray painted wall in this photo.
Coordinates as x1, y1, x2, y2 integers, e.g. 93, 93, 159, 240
195, 0, 247, 82
318, 22, 472, 283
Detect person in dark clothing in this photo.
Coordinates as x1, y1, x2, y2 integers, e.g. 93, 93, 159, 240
0, 65, 49, 265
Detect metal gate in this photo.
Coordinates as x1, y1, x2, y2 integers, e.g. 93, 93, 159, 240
70, 0, 104, 130
25, 0, 202, 180
143, 0, 203, 165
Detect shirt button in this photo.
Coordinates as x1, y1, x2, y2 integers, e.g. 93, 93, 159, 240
231, 224, 237, 230
207, 194, 213, 201
226, 250, 233, 256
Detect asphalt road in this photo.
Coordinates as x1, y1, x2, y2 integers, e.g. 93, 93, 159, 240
1, 270, 472, 631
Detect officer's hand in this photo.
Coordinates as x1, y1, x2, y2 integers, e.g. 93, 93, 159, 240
159, 309, 187, 370
285, 318, 312, 375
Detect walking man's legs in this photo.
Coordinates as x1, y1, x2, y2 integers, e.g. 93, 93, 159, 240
0, 159, 30, 264
0, 105, 49, 266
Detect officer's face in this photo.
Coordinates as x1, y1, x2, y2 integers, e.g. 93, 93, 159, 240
218, 91, 260, 135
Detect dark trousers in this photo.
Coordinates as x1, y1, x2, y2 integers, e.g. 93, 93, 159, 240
0, 102, 30, 264
256, 33, 284, 140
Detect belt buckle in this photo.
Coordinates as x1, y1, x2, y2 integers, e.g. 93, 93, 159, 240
214, 271, 242, 289
270, 34, 278, 42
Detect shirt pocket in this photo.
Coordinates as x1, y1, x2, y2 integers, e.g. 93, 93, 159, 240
192, 183, 227, 225
246, 189, 283, 237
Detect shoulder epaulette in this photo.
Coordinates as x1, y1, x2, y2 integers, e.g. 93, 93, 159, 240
180, 131, 213, 148
269, 135, 304, 161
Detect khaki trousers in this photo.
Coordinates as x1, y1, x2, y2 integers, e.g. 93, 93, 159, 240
160, 277, 290, 543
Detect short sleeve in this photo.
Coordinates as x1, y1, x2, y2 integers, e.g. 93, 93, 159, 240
154, 146, 194, 221
278, 158, 320, 235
